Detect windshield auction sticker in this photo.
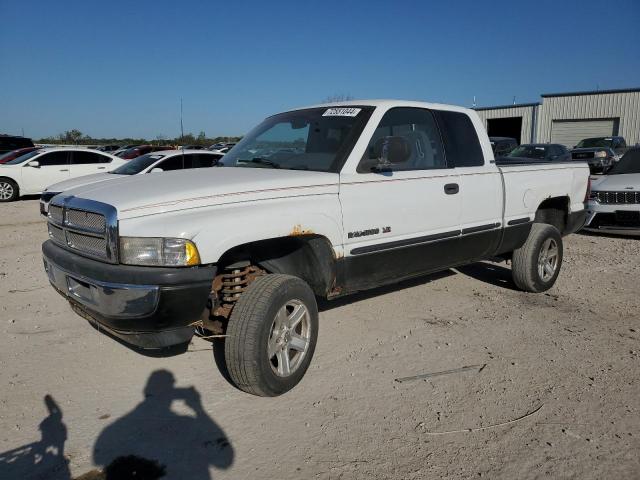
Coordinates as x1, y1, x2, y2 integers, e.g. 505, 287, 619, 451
322, 107, 361, 117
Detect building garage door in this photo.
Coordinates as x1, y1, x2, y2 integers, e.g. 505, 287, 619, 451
551, 119, 618, 147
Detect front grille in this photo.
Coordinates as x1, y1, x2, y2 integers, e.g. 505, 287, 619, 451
66, 231, 108, 258
49, 204, 64, 223
47, 198, 117, 263
594, 190, 640, 204
48, 223, 65, 244
66, 209, 106, 233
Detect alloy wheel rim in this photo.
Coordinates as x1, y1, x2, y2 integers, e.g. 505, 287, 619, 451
0, 182, 13, 200
267, 299, 311, 377
538, 238, 559, 281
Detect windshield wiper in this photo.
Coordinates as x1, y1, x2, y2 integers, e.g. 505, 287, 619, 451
238, 157, 280, 169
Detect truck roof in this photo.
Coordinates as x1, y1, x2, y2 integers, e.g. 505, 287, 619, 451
287, 99, 475, 116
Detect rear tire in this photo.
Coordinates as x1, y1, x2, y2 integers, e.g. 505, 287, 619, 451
0, 179, 18, 202
512, 223, 563, 293
224, 274, 318, 396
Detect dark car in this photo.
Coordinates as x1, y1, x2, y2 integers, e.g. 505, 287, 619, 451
489, 137, 518, 158
0, 147, 39, 164
118, 145, 176, 160
180, 145, 207, 150
501, 144, 570, 163
575, 136, 627, 157
571, 146, 616, 174
0, 135, 35, 155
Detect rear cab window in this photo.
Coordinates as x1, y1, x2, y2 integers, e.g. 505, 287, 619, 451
432, 110, 484, 167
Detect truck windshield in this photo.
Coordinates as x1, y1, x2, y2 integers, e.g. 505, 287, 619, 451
607, 149, 640, 175
576, 138, 613, 148
220, 107, 374, 173
111, 154, 165, 175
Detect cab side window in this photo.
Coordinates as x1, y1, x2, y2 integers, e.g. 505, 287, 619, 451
37, 151, 69, 166
357, 107, 445, 173
432, 110, 484, 167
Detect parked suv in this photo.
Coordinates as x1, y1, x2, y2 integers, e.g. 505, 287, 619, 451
584, 147, 640, 234
571, 146, 616, 174
0, 135, 35, 155
575, 136, 627, 157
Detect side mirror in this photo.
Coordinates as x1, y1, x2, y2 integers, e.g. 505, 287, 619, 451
27, 160, 40, 168
150, 167, 163, 173
372, 136, 411, 166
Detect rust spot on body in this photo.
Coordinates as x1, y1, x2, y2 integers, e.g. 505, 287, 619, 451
290, 224, 313, 236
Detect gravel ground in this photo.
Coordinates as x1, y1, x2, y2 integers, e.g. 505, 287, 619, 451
0, 199, 638, 480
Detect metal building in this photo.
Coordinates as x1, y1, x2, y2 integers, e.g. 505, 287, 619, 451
475, 87, 640, 147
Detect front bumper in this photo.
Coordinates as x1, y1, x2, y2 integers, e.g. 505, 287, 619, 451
42, 240, 216, 348
584, 201, 640, 235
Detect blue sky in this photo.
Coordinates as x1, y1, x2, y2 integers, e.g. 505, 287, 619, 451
1, 0, 638, 139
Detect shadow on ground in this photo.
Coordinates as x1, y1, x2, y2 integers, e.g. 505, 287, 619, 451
0, 395, 71, 480
455, 261, 517, 290
0, 370, 233, 480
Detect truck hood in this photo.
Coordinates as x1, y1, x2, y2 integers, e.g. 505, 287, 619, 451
45, 172, 123, 193
61, 167, 340, 219
591, 173, 640, 192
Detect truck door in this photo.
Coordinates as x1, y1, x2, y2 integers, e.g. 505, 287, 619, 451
433, 109, 503, 262
339, 107, 462, 291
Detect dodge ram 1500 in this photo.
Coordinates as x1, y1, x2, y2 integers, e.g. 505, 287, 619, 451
42, 100, 590, 396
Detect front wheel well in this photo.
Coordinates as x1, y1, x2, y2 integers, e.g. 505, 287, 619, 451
216, 235, 337, 297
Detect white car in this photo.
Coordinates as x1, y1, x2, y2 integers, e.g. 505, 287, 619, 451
40, 149, 224, 213
0, 148, 125, 202
584, 147, 640, 235
42, 99, 589, 397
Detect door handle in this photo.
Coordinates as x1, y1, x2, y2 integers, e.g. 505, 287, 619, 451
59, 169, 69, 172
97, 167, 106, 170
444, 183, 459, 195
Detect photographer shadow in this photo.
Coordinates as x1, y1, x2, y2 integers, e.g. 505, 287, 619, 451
0, 395, 71, 480
92, 369, 233, 480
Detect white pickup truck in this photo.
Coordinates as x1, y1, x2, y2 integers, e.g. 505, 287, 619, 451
42, 100, 590, 396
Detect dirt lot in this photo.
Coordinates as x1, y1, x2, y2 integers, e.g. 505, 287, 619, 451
0, 199, 638, 480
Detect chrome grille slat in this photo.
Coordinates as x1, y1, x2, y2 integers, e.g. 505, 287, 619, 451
66, 209, 106, 233
595, 190, 640, 205
46, 198, 118, 263
48, 205, 64, 224
48, 223, 66, 244
66, 231, 108, 258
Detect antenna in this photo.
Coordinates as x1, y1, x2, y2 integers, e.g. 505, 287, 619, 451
180, 98, 185, 166
472, 96, 476, 108
512, 96, 516, 105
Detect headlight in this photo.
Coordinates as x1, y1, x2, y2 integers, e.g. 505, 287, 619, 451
119, 237, 201, 266
594, 151, 607, 158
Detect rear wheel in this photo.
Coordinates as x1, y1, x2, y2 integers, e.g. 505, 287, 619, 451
224, 274, 318, 396
512, 223, 563, 293
0, 179, 18, 202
